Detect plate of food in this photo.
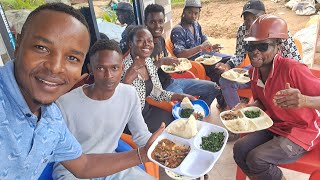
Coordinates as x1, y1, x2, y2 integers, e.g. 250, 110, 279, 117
220, 106, 273, 134
195, 54, 222, 65
165, 169, 193, 180
147, 116, 228, 178
221, 68, 250, 84
161, 58, 192, 73
172, 97, 210, 121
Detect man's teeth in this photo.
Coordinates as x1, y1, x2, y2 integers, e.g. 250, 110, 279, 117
38, 78, 59, 86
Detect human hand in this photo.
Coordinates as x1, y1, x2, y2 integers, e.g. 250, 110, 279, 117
141, 122, 166, 162
171, 93, 197, 102
200, 41, 212, 51
159, 57, 180, 66
215, 62, 231, 72
273, 83, 307, 108
232, 103, 247, 111
211, 44, 222, 52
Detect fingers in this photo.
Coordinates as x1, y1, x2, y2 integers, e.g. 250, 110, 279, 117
274, 99, 299, 108
188, 95, 197, 101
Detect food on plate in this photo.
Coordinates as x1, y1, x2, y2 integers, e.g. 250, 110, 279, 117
166, 115, 198, 139
180, 97, 194, 118
200, 132, 225, 152
226, 119, 250, 132
223, 69, 240, 79
193, 111, 204, 120
221, 111, 243, 120
151, 139, 190, 168
164, 66, 176, 71
233, 69, 247, 74
180, 108, 194, 118
244, 110, 261, 118
181, 97, 193, 109
244, 73, 249, 77
203, 54, 212, 58
195, 55, 220, 65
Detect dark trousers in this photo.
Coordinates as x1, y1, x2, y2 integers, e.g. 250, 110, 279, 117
233, 130, 306, 180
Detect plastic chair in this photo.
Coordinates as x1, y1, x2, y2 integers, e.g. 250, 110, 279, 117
236, 68, 320, 180
120, 134, 160, 180
189, 61, 207, 80
165, 37, 176, 57
294, 38, 303, 59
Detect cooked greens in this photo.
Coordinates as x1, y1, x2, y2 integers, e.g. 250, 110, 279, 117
244, 74, 249, 77
165, 66, 175, 71
200, 132, 224, 152
180, 108, 194, 118
244, 110, 261, 118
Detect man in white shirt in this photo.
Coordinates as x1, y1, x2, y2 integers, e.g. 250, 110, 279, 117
53, 39, 153, 180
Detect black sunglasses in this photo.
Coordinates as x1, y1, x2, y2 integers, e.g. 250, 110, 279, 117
245, 43, 276, 52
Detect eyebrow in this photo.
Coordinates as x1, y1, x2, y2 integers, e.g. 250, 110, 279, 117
70, 49, 85, 57
34, 36, 53, 45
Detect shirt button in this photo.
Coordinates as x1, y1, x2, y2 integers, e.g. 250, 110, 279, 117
26, 113, 32, 117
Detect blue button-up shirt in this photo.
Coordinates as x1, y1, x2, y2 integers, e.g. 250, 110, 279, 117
0, 61, 82, 180
170, 21, 207, 60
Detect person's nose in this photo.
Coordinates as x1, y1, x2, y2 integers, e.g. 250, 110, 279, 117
104, 69, 113, 79
43, 53, 65, 74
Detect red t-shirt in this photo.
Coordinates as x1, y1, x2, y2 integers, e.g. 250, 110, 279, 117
249, 55, 320, 151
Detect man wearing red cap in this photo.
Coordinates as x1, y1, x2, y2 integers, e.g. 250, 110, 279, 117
233, 14, 320, 180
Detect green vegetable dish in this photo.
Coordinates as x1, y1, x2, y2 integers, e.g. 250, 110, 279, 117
180, 108, 194, 118
200, 132, 224, 152
165, 66, 175, 71
244, 110, 261, 118
203, 54, 212, 58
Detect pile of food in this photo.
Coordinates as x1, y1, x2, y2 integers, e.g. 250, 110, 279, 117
162, 59, 192, 73
244, 110, 261, 118
233, 69, 247, 74
180, 97, 204, 120
151, 139, 190, 168
195, 54, 221, 65
221, 111, 243, 121
166, 115, 198, 139
222, 69, 240, 79
200, 132, 225, 153
221, 111, 250, 132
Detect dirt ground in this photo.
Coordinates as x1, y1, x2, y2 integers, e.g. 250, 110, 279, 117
171, 0, 311, 54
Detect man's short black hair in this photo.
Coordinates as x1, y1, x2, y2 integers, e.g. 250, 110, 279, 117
89, 39, 122, 61
144, 4, 165, 22
128, 25, 148, 43
20, 3, 89, 39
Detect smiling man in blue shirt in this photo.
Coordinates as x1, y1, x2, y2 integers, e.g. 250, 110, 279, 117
0, 3, 163, 180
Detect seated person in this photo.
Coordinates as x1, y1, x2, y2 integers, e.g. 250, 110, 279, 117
121, 26, 195, 133
170, 0, 226, 84
115, 2, 137, 54
233, 14, 320, 180
144, 4, 221, 107
216, 0, 301, 109
0, 3, 163, 179
52, 40, 154, 180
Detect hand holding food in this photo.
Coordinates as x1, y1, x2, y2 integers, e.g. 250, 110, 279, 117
273, 83, 307, 108
159, 57, 180, 66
